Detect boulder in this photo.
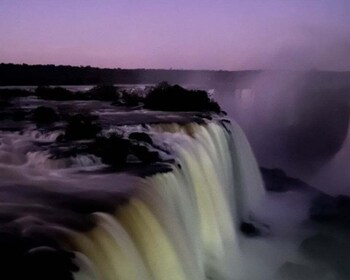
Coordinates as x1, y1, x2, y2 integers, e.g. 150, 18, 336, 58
260, 167, 309, 192
239, 222, 261, 237
93, 134, 130, 168
129, 132, 153, 144
309, 193, 350, 224
63, 114, 101, 141
309, 194, 338, 222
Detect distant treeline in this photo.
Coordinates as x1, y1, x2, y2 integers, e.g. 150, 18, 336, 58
0, 63, 260, 86
2, 63, 350, 89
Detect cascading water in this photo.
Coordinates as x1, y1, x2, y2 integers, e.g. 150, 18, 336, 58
0, 88, 267, 279
60, 120, 266, 280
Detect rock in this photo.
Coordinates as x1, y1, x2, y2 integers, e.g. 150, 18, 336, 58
130, 145, 160, 163
94, 134, 130, 168
260, 167, 309, 192
63, 114, 101, 140
336, 195, 350, 220
309, 193, 350, 225
240, 222, 261, 237
129, 132, 153, 144
24, 246, 78, 280
309, 194, 338, 222
300, 234, 350, 279
276, 262, 333, 280
32, 106, 59, 125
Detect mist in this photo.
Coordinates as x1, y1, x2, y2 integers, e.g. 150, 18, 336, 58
213, 69, 350, 195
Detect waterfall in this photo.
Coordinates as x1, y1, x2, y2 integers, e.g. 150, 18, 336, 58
65, 120, 265, 280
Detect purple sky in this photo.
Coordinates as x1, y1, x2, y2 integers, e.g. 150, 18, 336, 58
1, 0, 350, 70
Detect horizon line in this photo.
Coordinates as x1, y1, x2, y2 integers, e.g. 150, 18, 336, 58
2, 62, 350, 73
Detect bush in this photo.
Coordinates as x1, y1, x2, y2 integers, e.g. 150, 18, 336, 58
144, 82, 221, 112
35, 86, 73, 100
87, 85, 120, 101
32, 106, 59, 125
0, 88, 32, 100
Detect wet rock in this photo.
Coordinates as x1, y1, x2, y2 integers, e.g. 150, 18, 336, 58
129, 132, 153, 144
276, 262, 332, 280
63, 114, 101, 141
131, 145, 160, 163
32, 106, 59, 125
24, 246, 78, 280
309, 194, 338, 222
260, 167, 309, 192
0, 88, 32, 100
300, 234, 350, 279
336, 195, 350, 221
240, 222, 260, 237
309, 193, 350, 225
94, 134, 130, 168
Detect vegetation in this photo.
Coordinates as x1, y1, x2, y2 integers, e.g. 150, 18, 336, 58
144, 82, 221, 112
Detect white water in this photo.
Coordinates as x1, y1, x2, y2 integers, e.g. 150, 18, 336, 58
0, 119, 324, 280
65, 121, 267, 280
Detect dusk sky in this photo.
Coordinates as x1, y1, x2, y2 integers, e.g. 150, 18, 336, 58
1, 0, 350, 70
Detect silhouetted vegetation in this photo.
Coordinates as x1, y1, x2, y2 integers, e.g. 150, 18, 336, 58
36, 86, 74, 100
32, 106, 59, 125
0, 88, 33, 101
144, 82, 221, 112
118, 90, 144, 106
86, 85, 120, 101
0, 63, 259, 86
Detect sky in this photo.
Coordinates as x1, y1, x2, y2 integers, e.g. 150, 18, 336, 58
1, 0, 350, 70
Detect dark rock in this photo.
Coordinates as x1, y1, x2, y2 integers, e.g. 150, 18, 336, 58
309, 193, 338, 222
240, 222, 261, 237
63, 114, 101, 140
300, 234, 341, 261
24, 247, 78, 280
260, 167, 309, 192
94, 134, 130, 168
309, 193, 350, 225
130, 145, 160, 163
0, 88, 32, 100
336, 195, 350, 220
129, 132, 153, 144
32, 106, 59, 125
276, 262, 330, 280
300, 234, 350, 279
